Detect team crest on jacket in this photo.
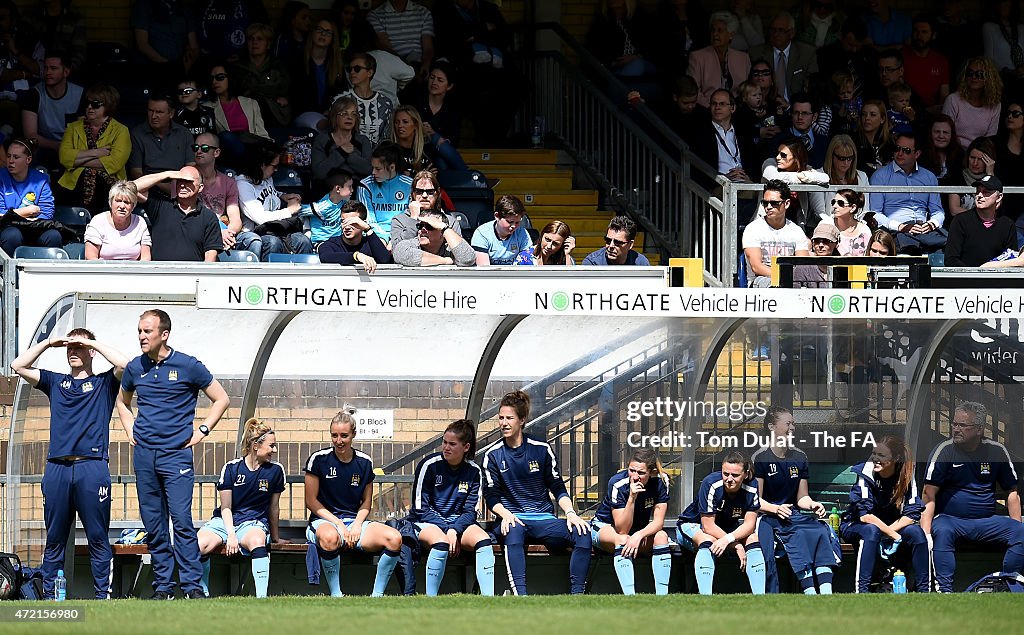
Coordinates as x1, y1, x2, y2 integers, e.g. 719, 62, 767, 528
168, 370, 178, 381
351, 474, 361, 487
82, 381, 93, 393
458, 481, 469, 493
980, 463, 991, 475
259, 479, 269, 492
528, 460, 540, 473
789, 466, 800, 478
732, 507, 743, 518
644, 497, 654, 509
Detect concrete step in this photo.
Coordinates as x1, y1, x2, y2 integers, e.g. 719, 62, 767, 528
502, 191, 599, 206
462, 148, 560, 166
489, 175, 574, 191
483, 168, 573, 179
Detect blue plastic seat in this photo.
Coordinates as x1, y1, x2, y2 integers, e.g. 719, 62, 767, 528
13, 246, 70, 260
218, 250, 259, 262
267, 253, 320, 264
63, 243, 87, 260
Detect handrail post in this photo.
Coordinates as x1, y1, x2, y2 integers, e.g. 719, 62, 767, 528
722, 180, 739, 287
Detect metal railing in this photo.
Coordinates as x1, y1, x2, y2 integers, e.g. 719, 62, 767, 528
1, 248, 14, 372
513, 23, 729, 285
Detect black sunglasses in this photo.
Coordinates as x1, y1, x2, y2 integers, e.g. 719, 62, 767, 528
895, 145, 916, 155
416, 221, 440, 231
192, 143, 218, 152
1009, 110, 1024, 118
751, 69, 771, 77
965, 70, 986, 79
834, 154, 855, 161
86, 99, 104, 109
211, 73, 228, 81
413, 187, 437, 196
830, 198, 852, 207
761, 199, 784, 208
178, 87, 197, 96
345, 65, 368, 73
604, 236, 628, 247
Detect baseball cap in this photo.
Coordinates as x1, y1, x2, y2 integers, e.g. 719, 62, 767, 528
972, 174, 1003, 192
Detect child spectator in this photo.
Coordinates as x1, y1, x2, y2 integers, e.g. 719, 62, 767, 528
173, 77, 215, 138
334, 52, 394, 145
886, 82, 915, 134
734, 81, 775, 146
829, 72, 861, 137
307, 168, 354, 247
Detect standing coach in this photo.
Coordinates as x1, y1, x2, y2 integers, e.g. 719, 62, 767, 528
11, 329, 129, 599
116, 309, 230, 600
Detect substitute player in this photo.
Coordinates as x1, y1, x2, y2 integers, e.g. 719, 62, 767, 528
304, 409, 403, 597
482, 390, 591, 595
922, 401, 1024, 592
408, 419, 495, 595
116, 309, 230, 600
840, 436, 929, 593
676, 452, 767, 595
591, 448, 672, 595
12, 329, 129, 599
752, 406, 838, 594
198, 418, 287, 598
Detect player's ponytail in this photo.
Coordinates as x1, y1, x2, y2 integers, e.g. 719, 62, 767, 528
880, 436, 914, 510
445, 419, 477, 457
240, 417, 274, 457
499, 390, 531, 422
331, 405, 358, 435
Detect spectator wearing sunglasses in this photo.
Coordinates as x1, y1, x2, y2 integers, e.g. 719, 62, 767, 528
389, 170, 461, 244
869, 130, 945, 253
333, 52, 394, 145
822, 189, 872, 256
173, 78, 215, 138
392, 207, 474, 267
55, 83, 130, 215
317, 199, 392, 270
192, 132, 246, 255
742, 179, 810, 287
992, 101, 1024, 228
582, 215, 651, 266
942, 57, 1002, 148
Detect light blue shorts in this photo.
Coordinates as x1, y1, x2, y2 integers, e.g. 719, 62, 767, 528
590, 519, 611, 547
200, 517, 270, 555
306, 517, 372, 551
676, 523, 703, 552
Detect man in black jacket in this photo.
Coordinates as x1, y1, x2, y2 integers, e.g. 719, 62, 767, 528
944, 175, 1018, 267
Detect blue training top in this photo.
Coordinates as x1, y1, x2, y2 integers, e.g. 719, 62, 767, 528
304, 448, 375, 522
678, 472, 761, 532
121, 349, 214, 449
408, 452, 482, 534
593, 468, 670, 532
924, 439, 1019, 519
470, 220, 533, 265
482, 434, 569, 517
37, 368, 119, 460
213, 458, 286, 525
751, 446, 809, 506
842, 461, 923, 526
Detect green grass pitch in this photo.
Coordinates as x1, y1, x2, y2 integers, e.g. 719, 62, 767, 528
0, 595, 1019, 634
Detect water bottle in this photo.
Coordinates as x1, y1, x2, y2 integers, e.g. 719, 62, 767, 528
892, 569, 907, 594
828, 507, 841, 533
55, 569, 66, 601
531, 117, 543, 148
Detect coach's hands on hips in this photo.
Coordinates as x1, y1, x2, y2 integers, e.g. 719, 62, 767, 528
185, 429, 207, 448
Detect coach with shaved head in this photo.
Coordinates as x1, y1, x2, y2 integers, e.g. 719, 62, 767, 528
132, 167, 223, 261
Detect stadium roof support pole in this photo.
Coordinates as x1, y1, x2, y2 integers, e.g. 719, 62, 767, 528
465, 315, 529, 425
903, 319, 970, 460
236, 310, 302, 455
4, 292, 77, 550
679, 317, 748, 511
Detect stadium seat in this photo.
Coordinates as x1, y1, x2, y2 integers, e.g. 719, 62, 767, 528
526, 227, 539, 243
63, 243, 86, 260
13, 246, 69, 260
217, 167, 237, 179
54, 206, 90, 242
273, 168, 305, 196
438, 169, 490, 190
449, 210, 472, 238
267, 253, 320, 264
218, 250, 259, 262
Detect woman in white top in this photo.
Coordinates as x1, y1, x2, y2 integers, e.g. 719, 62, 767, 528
234, 143, 314, 260
84, 180, 152, 261
824, 189, 872, 256
760, 137, 829, 228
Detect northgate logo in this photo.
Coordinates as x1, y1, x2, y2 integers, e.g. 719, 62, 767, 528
228, 285, 368, 307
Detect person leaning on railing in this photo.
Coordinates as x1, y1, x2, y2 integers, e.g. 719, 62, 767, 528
742, 179, 810, 287
759, 136, 829, 229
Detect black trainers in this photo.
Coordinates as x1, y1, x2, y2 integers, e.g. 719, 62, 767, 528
184, 589, 206, 599
149, 591, 175, 600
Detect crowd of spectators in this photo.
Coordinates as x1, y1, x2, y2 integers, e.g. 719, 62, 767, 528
617, 0, 1024, 273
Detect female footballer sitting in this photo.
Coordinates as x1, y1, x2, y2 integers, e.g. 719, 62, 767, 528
591, 448, 673, 594
197, 418, 286, 598
408, 419, 495, 595
676, 451, 767, 595
482, 390, 591, 595
751, 406, 838, 594
304, 408, 403, 596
